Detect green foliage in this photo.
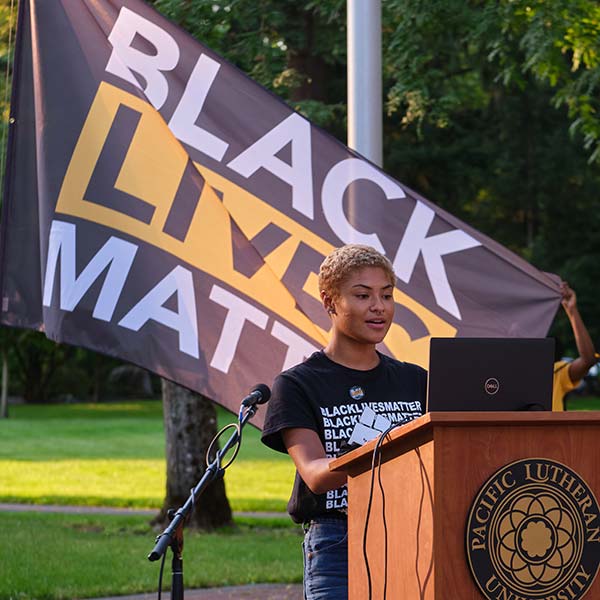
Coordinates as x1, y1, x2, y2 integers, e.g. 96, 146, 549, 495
1, 329, 138, 403
151, 0, 347, 127
487, 0, 600, 162
0, 0, 17, 193
382, 0, 600, 163
383, 0, 489, 132
0, 512, 301, 599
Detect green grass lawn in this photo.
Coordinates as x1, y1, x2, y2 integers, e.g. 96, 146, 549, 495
0, 401, 295, 513
2, 397, 597, 511
2, 397, 598, 600
564, 394, 600, 411
0, 511, 302, 599
0, 401, 301, 600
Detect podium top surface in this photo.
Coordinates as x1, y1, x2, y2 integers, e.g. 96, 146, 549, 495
330, 411, 600, 472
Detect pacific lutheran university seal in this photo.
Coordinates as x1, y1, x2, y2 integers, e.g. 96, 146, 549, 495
466, 459, 600, 600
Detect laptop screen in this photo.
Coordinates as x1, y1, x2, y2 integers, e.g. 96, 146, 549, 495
427, 338, 555, 412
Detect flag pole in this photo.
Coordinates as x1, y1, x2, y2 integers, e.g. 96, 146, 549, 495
347, 0, 382, 167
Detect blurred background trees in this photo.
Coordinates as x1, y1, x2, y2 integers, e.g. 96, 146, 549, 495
0, 0, 598, 406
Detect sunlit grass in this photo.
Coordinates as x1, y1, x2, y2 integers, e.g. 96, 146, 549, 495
7, 401, 164, 419
0, 458, 292, 511
0, 459, 165, 507
0, 401, 295, 512
0, 402, 300, 599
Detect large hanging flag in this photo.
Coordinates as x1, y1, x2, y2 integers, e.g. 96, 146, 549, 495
0, 0, 560, 424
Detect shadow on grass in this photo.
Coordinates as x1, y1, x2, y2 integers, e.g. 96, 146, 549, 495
0, 511, 302, 600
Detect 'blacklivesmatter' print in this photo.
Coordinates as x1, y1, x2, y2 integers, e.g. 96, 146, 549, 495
320, 401, 422, 511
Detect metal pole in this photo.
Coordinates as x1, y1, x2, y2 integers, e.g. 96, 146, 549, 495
347, 0, 382, 167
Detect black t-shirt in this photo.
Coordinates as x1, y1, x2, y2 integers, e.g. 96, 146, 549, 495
261, 351, 427, 523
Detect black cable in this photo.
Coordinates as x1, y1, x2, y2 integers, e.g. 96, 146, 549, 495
361, 418, 409, 600
362, 422, 399, 600
363, 453, 375, 600
377, 445, 388, 600
205, 422, 242, 470
156, 549, 167, 600
361, 436, 378, 600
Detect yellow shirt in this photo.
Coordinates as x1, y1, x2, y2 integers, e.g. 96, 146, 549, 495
552, 360, 580, 411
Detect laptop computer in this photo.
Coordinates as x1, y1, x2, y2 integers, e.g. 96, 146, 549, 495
427, 337, 555, 412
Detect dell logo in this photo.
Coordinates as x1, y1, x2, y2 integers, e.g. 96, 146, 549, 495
485, 378, 500, 395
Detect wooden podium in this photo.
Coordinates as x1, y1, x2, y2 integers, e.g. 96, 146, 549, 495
330, 412, 600, 599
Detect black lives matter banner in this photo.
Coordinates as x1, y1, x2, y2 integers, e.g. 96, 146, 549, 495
0, 0, 561, 424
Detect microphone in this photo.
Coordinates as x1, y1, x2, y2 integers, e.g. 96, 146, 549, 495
241, 384, 271, 407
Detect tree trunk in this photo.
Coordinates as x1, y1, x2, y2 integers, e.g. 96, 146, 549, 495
155, 379, 232, 530
0, 350, 8, 419
287, 11, 331, 103
92, 353, 101, 403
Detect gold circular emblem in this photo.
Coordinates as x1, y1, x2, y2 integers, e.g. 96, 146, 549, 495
466, 459, 600, 599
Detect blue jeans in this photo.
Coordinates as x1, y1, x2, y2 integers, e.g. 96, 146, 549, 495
302, 516, 348, 600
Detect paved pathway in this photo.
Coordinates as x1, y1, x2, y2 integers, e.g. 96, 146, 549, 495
0, 502, 157, 515
0, 504, 303, 600
90, 583, 303, 600
0, 502, 286, 520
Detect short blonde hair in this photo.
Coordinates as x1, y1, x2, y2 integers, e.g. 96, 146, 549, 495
318, 244, 395, 299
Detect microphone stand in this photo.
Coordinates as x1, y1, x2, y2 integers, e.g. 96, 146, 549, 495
147, 401, 261, 600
